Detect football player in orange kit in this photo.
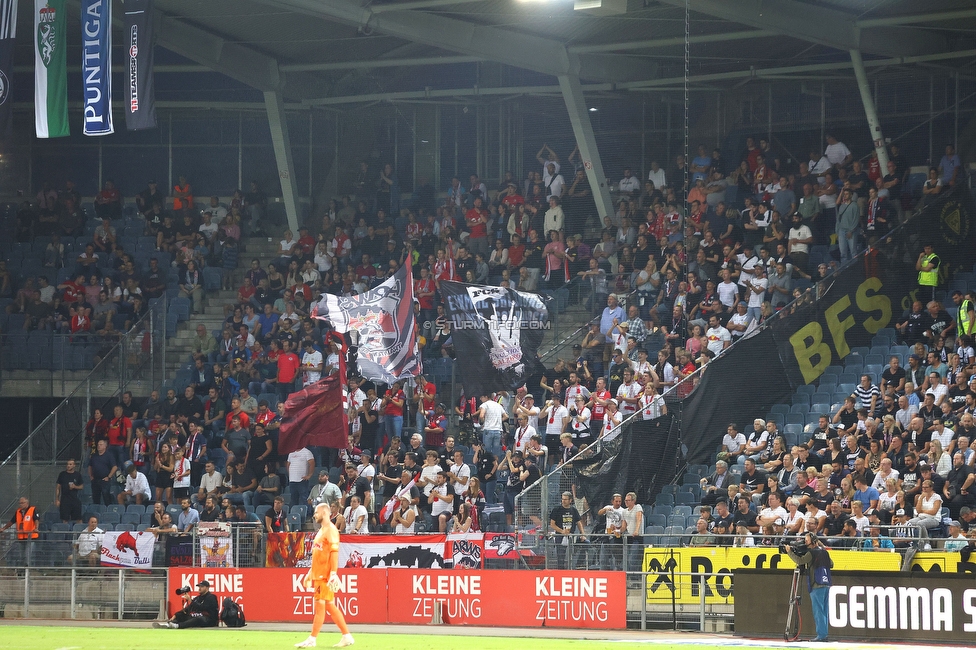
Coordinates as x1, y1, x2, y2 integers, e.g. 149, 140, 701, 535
295, 503, 354, 648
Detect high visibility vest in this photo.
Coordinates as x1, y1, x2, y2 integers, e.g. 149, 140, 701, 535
173, 184, 194, 211
15, 506, 39, 540
961, 299, 975, 335
918, 253, 939, 287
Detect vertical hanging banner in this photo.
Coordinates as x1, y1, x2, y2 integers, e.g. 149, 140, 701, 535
122, 0, 157, 131
81, 0, 112, 136
34, 0, 69, 138
0, 0, 17, 141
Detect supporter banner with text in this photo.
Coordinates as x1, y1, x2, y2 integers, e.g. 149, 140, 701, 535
679, 185, 976, 465
80, 0, 112, 136
440, 281, 549, 396
642, 546, 901, 605
446, 532, 484, 569
0, 0, 17, 141
100, 530, 155, 568
122, 0, 157, 131
199, 521, 233, 568
339, 534, 447, 569
34, 0, 68, 138
167, 568, 388, 623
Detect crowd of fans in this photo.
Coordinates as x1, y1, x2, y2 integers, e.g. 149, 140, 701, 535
2, 132, 971, 571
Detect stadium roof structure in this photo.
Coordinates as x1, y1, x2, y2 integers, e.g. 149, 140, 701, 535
123, 0, 976, 101
10, 0, 976, 229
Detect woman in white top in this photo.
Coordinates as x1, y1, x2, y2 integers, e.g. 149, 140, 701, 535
313, 241, 333, 274
392, 495, 417, 534
344, 495, 369, 534
602, 399, 623, 437
452, 503, 473, 533
908, 480, 943, 535
929, 439, 952, 476
172, 447, 192, 500
878, 478, 899, 515
568, 396, 592, 442
783, 497, 805, 536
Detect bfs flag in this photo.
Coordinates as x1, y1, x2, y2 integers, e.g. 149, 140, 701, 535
311, 264, 421, 384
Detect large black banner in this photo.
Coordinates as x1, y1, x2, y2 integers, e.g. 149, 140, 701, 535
573, 413, 679, 516
123, 0, 157, 131
440, 282, 548, 397
0, 0, 16, 141
680, 185, 976, 465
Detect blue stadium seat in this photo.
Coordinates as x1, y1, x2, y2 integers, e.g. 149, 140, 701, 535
672, 505, 692, 518
645, 514, 667, 529
786, 413, 805, 426
287, 514, 303, 530
257, 393, 279, 410
810, 403, 830, 417
790, 404, 808, 415
863, 354, 884, 366
125, 504, 146, 516
203, 267, 223, 292
675, 492, 696, 506
655, 494, 674, 506
651, 505, 672, 518
770, 404, 790, 416
796, 384, 816, 396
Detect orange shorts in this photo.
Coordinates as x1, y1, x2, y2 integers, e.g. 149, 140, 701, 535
313, 581, 335, 602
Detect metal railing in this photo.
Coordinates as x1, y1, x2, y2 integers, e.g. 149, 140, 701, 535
0, 303, 165, 520
0, 567, 167, 620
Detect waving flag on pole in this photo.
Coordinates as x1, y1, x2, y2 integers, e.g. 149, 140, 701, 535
0, 0, 17, 141
311, 264, 421, 384
278, 373, 348, 455
34, 0, 69, 138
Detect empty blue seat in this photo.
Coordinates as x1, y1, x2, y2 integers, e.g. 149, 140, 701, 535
646, 514, 667, 528
651, 505, 672, 518
770, 404, 790, 416
810, 403, 830, 417
672, 505, 693, 518
790, 404, 808, 415
796, 384, 816, 395
655, 494, 674, 506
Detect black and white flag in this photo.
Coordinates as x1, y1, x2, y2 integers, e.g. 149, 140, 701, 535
440, 281, 549, 397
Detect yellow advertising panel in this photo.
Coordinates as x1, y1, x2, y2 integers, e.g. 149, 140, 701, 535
909, 551, 976, 574
642, 547, 901, 604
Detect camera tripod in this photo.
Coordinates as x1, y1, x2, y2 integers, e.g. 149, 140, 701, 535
784, 564, 805, 642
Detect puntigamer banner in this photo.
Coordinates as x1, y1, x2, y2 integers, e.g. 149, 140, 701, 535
81, 0, 112, 135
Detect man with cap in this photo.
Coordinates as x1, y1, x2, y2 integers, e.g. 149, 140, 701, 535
308, 469, 342, 509
945, 520, 970, 552
154, 579, 219, 629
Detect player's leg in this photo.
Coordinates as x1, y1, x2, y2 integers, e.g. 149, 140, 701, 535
325, 600, 353, 644
295, 597, 327, 647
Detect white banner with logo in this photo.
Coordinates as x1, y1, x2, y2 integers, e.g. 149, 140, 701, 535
100, 530, 155, 568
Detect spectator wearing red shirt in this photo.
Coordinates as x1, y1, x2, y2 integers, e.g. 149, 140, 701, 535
296, 227, 316, 263
276, 340, 301, 401
415, 267, 437, 333
107, 404, 132, 468
433, 248, 457, 288
225, 398, 251, 431
413, 375, 437, 436
59, 274, 86, 305
507, 234, 525, 270
94, 179, 122, 220
465, 197, 490, 261
381, 382, 405, 452
70, 305, 91, 340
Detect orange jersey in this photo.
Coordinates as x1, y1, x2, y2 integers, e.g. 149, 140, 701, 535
310, 521, 340, 582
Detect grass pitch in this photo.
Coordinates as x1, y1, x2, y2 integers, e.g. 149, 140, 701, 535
0, 625, 751, 650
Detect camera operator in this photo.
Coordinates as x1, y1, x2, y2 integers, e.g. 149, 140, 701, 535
154, 580, 219, 629
782, 533, 833, 642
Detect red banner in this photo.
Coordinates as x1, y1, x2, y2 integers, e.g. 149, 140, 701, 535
167, 568, 626, 628
167, 568, 387, 623
387, 570, 625, 628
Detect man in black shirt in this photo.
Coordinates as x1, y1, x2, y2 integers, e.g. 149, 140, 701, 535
822, 501, 850, 539
377, 451, 405, 501
155, 580, 219, 629
739, 459, 767, 504
806, 415, 836, 454
471, 440, 497, 502
731, 496, 758, 533
55, 459, 84, 523
881, 356, 907, 395
896, 302, 928, 345
711, 500, 735, 545
944, 452, 975, 518
919, 462, 945, 496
